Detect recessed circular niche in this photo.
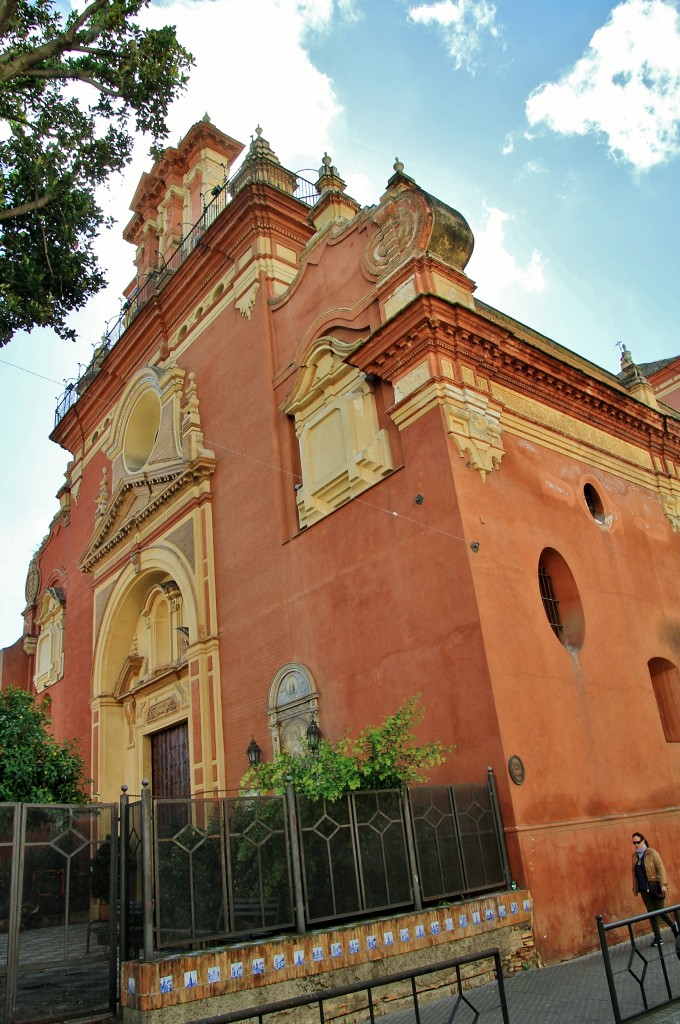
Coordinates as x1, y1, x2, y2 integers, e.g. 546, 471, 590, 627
123, 388, 161, 473
538, 547, 585, 650
583, 483, 606, 524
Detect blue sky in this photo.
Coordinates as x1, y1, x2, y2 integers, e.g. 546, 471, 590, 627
1, 0, 679, 648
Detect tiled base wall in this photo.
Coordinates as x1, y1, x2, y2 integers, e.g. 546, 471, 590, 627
122, 890, 533, 1023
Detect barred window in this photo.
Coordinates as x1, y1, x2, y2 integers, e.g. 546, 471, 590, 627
537, 548, 584, 650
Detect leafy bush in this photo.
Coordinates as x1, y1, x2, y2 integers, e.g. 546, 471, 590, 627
240, 695, 453, 800
0, 687, 89, 803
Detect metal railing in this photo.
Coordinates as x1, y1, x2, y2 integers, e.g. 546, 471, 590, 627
410, 780, 509, 901
191, 948, 510, 1024
54, 170, 319, 428
597, 904, 680, 1022
122, 771, 510, 956
0, 802, 118, 1024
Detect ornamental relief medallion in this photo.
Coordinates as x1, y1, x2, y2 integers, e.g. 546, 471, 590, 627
362, 192, 426, 279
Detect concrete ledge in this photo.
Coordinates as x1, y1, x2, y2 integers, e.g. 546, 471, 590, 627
122, 889, 533, 1022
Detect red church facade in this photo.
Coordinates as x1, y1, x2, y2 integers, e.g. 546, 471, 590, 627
5, 118, 680, 963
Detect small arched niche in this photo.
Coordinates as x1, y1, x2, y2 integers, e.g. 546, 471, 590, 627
267, 663, 319, 756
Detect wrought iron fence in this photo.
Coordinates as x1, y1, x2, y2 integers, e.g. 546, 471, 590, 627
410, 782, 507, 901
54, 171, 318, 428
150, 794, 295, 949
298, 789, 412, 924
0, 803, 117, 1024
135, 772, 508, 953
597, 905, 680, 1022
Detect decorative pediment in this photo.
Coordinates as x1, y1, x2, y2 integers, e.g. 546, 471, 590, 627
282, 335, 365, 418
113, 653, 145, 699
79, 455, 215, 572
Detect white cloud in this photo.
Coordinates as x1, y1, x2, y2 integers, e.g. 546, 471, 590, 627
142, 0, 343, 169
408, 0, 499, 72
468, 206, 546, 294
525, 0, 680, 170
523, 161, 546, 175
501, 133, 514, 155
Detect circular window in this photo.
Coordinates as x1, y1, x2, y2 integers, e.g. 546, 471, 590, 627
538, 547, 585, 650
583, 483, 606, 524
123, 388, 161, 473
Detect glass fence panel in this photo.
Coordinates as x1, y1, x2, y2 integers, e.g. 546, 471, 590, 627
154, 799, 226, 947
453, 784, 505, 891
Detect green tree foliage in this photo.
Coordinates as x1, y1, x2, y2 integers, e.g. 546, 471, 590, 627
0, 0, 193, 345
240, 695, 454, 801
0, 686, 89, 802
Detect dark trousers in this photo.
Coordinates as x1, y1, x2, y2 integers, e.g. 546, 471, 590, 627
641, 890, 677, 938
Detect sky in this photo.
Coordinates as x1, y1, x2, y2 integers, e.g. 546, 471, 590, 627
1, 0, 679, 648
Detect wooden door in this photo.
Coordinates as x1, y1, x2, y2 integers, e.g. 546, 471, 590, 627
151, 721, 190, 798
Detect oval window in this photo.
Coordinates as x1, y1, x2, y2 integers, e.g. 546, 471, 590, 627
583, 483, 606, 524
124, 388, 161, 473
538, 548, 585, 650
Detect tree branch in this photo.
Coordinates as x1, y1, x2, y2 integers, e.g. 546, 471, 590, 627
0, 194, 52, 221
15, 66, 122, 98
0, 0, 18, 40
0, 0, 109, 82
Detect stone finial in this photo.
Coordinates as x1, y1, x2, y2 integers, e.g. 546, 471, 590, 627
618, 341, 659, 409
229, 124, 297, 198
383, 155, 416, 197
315, 152, 347, 195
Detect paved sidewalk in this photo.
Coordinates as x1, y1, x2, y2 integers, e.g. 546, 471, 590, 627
465, 937, 680, 1023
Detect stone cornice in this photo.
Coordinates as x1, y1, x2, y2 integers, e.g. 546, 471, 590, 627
352, 295, 680, 459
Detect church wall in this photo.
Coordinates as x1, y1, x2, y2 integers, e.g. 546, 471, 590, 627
446, 395, 680, 960
179, 294, 295, 787
21, 449, 106, 780
275, 400, 505, 775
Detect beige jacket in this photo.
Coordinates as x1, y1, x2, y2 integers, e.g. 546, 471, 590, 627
632, 846, 667, 894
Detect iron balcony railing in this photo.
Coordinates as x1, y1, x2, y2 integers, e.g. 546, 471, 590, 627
54, 171, 319, 428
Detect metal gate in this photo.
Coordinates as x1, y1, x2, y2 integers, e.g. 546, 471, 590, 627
0, 802, 117, 1024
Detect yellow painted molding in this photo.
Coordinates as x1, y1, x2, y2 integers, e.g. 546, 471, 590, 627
494, 385, 653, 472
444, 388, 505, 481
